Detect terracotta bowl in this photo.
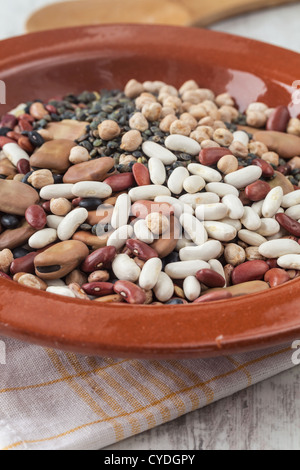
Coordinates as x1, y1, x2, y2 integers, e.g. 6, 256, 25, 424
1, 24, 300, 359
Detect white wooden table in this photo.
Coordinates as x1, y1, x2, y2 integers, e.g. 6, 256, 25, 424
1, 0, 300, 451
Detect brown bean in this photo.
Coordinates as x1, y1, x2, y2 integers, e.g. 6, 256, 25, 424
88, 270, 110, 283
72, 231, 113, 250
264, 268, 290, 287
94, 294, 124, 303
193, 291, 232, 303
253, 130, 300, 160
103, 173, 136, 192
18, 273, 47, 291
65, 269, 87, 286
196, 269, 225, 288
81, 246, 116, 273
275, 213, 300, 237
231, 260, 269, 285
126, 239, 158, 261
113, 280, 147, 304
132, 163, 151, 186
68, 282, 90, 300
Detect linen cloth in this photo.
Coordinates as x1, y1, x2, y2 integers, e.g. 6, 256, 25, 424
0, 336, 297, 450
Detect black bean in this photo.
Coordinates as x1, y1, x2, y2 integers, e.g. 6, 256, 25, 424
53, 174, 64, 184
166, 299, 185, 305
12, 247, 30, 258
1, 214, 20, 230
79, 198, 103, 211
0, 127, 11, 136
0, 175, 6, 180
27, 131, 45, 147
36, 265, 61, 274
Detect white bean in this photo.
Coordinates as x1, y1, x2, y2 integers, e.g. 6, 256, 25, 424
57, 208, 88, 241
112, 254, 140, 282
72, 181, 112, 198
195, 203, 228, 221
208, 259, 226, 281
277, 254, 300, 270
205, 182, 239, 197
179, 213, 208, 246
183, 175, 206, 194
153, 272, 174, 302
183, 276, 201, 301
203, 221, 237, 241
154, 195, 194, 217
179, 192, 219, 208
188, 163, 222, 182
165, 134, 201, 155
40, 184, 74, 200
220, 218, 242, 231
266, 228, 288, 240
232, 130, 249, 147
107, 225, 134, 250
222, 194, 244, 219
46, 286, 76, 298
2, 142, 30, 166
257, 218, 280, 237
179, 240, 222, 261
281, 190, 300, 208
240, 206, 261, 231
45, 279, 66, 287
46, 215, 64, 229
28, 228, 57, 249
251, 200, 264, 217
167, 167, 189, 194
139, 258, 162, 290
142, 141, 177, 165
133, 219, 154, 244
238, 229, 267, 246
262, 186, 283, 218
148, 157, 166, 185
224, 166, 262, 189
111, 193, 131, 229
129, 185, 171, 201
285, 205, 300, 220
175, 237, 196, 251
258, 239, 300, 257
165, 260, 209, 279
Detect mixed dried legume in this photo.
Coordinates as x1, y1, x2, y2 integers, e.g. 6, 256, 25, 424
1, 79, 300, 305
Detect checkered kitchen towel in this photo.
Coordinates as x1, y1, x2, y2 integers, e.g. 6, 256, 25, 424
0, 337, 298, 450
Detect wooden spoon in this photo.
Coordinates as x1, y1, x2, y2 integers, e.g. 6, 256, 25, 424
26, 0, 299, 33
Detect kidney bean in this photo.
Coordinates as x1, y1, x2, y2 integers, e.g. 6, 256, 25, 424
0, 136, 16, 148
20, 113, 35, 123
113, 280, 146, 304
25, 205, 47, 230
193, 291, 233, 303
126, 239, 158, 261
82, 282, 114, 297
42, 201, 51, 213
0, 272, 12, 280
45, 104, 57, 114
6, 131, 21, 140
231, 260, 269, 285
199, 147, 232, 166
132, 163, 151, 186
0, 114, 17, 129
266, 105, 290, 132
10, 251, 37, 275
17, 158, 30, 175
81, 246, 117, 273
245, 180, 271, 201
195, 269, 225, 288
103, 173, 135, 192
18, 136, 34, 153
252, 158, 274, 178
266, 258, 278, 269
264, 268, 290, 287
19, 119, 33, 132
277, 165, 290, 176
275, 213, 300, 237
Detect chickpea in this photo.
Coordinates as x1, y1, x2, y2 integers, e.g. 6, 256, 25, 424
50, 198, 72, 216
143, 80, 165, 94
247, 102, 269, 113
248, 141, 269, 157
179, 80, 199, 95
69, 146, 91, 164
188, 104, 207, 120
169, 120, 191, 136
190, 125, 214, 143
217, 154, 239, 174
28, 169, 54, 189
159, 85, 178, 98
181, 101, 193, 112
213, 128, 234, 147
229, 141, 248, 158
145, 212, 169, 235
159, 114, 177, 133
129, 112, 149, 132
200, 139, 220, 148
218, 105, 239, 123
0, 248, 13, 273
120, 130, 142, 151
124, 79, 144, 99
119, 154, 137, 165
246, 111, 267, 128
224, 244, 246, 267
199, 116, 215, 127
261, 151, 279, 166
287, 156, 300, 170
245, 246, 265, 261
135, 92, 157, 110
98, 120, 121, 140
180, 113, 198, 130
287, 118, 300, 136
142, 102, 162, 122
160, 106, 176, 118
212, 120, 227, 130
215, 92, 235, 107
162, 95, 182, 113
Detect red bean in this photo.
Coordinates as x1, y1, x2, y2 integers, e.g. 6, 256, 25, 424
126, 239, 158, 261
82, 282, 114, 297
72, 197, 82, 207
103, 173, 135, 192
113, 280, 146, 304
275, 213, 300, 237
266, 105, 290, 132
277, 165, 290, 176
42, 201, 51, 213
231, 260, 269, 285
45, 104, 57, 114
25, 205, 47, 230
0, 272, 12, 280
0, 136, 16, 148
196, 269, 225, 288
252, 158, 274, 178
10, 252, 37, 275
18, 136, 34, 153
245, 180, 271, 201
239, 190, 252, 206
6, 131, 21, 140
81, 246, 117, 273
19, 119, 33, 132
266, 258, 278, 269
199, 147, 232, 166
193, 291, 232, 303
264, 268, 290, 287
132, 163, 151, 186
19, 113, 35, 123
0, 114, 17, 129
17, 159, 31, 175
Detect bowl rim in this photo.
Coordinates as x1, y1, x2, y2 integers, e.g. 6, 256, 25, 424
1, 23, 300, 358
